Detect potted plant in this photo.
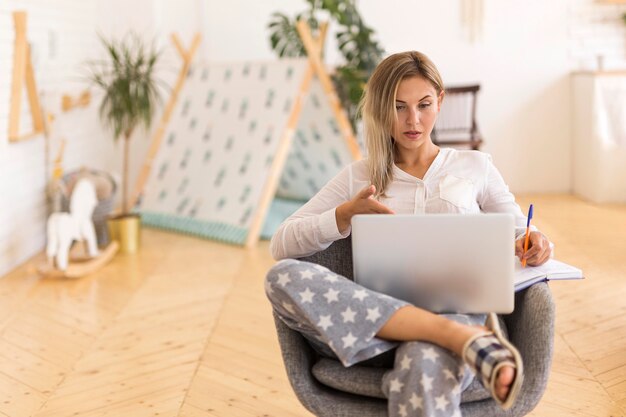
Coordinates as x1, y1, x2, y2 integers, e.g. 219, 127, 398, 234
268, 0, 384, 131
87, 33, 162, 253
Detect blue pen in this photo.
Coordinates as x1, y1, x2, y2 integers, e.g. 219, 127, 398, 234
521, 204, 533, 267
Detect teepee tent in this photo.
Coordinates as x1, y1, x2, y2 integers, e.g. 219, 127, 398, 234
132, 22, 361, 247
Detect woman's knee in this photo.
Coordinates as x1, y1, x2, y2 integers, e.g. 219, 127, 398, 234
265, 262, 286, 303
265, 259, 305, 303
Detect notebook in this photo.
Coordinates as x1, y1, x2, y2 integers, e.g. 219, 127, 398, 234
514, 258, 584, 291
351, 213, 516, 314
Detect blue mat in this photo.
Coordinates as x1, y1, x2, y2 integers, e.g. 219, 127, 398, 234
261, 197, 305, 240
141, 196, 304, 244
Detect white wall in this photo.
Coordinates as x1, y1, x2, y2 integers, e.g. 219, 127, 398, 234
0, 0, 116, 277
361, 1, 573, 194
569, 1, 626, 71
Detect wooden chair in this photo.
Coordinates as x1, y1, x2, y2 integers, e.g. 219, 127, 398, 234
433, 84, 483, 150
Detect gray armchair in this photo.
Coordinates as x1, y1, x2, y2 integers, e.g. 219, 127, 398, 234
272, 236, 555, 417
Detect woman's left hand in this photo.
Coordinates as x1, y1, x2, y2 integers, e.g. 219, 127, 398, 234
515, 231, 552, 266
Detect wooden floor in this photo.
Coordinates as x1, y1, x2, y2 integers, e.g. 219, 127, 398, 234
0, 194, 624, 417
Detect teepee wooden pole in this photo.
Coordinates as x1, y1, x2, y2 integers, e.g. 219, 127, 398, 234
244, 22, 329, 248
9, 11, 45, 143
130, 33, 201, 210
296, 19, 361, 160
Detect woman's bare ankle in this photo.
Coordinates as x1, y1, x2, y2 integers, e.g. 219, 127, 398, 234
439, 320, 487, 356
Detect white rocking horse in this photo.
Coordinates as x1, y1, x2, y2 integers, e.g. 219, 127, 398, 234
40, 178, 118, 278
46, 179, 99, 269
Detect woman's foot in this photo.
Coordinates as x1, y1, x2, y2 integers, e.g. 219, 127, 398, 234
446, 321, 517, 402
495, 366, 516, 401
461, 314, 524, 410
375, 307, 522, 406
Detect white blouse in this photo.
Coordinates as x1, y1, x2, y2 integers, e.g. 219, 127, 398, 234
270, 148, 538, 260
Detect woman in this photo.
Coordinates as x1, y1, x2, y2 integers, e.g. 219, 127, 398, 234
266, 51, 552, 416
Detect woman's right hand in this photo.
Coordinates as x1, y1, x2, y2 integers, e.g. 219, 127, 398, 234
335, 185, 395, 234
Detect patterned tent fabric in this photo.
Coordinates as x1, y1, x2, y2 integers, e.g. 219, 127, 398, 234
138, 58, 354, 245
276, 78, 354, 201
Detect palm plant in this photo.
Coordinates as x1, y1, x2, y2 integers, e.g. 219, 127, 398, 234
88, 33, 163, 215
268, 0, 384, 130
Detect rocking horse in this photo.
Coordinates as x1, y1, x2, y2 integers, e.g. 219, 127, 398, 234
38, 179, 118, 278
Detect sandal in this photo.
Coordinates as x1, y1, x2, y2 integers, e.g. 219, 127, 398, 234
462, 313, 524, 410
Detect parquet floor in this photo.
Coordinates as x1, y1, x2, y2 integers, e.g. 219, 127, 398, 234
0, 194, 624, 416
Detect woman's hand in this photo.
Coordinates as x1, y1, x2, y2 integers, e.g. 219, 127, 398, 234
335, 185, 395, 234
515, 231, 552, 266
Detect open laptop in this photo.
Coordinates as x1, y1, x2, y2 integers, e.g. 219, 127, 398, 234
351, 213, 515, 314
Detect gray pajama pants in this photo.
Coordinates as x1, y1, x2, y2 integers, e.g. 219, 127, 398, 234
266, 258, 487, 417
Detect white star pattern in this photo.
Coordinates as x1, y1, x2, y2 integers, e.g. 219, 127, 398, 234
299, 269, 314, 279
421, 373, 433, 393
435, 394, 449, 411
318, 315, 333, 331
400, 355, 413, 370
451, 410, 462, 417
313, 264, 327, 271
323, 288, 340, 303
299, 287, 315, 303
366, 307, 381, 323
374, 347, 382, 356
451, 383, 462, 397
422, 347, 440, 362
276, 273, 291, 287
409, 392, 423, 410
323, 273, 338, 283
341, 307, 356, 323
352, 289, 368, 301
389, 377, 404, 393
282, 302, 295, 314
398, 403, 408, 417
342, 332, 357, 348
443, 368, 456, 381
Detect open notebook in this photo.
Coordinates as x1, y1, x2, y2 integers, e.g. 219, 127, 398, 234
515, 258, 584, 291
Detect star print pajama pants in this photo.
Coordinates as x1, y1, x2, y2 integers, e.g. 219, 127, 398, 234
266, 258, 488, 417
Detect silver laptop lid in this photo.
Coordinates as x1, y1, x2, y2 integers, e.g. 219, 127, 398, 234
351, 214, 515, 314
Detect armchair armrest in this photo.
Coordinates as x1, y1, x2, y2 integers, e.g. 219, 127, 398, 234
503, 283, 555, 415
273, 312, 387, 416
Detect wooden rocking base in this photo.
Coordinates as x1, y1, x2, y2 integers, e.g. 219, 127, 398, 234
37, 241, 119, 279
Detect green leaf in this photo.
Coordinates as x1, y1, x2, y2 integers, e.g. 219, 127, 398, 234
266, 0, 383, 131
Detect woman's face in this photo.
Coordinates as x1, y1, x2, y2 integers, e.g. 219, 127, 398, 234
392, 76, 442, 153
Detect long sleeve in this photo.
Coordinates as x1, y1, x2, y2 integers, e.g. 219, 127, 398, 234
270, 164, 354, 260
478, 155, 537, 239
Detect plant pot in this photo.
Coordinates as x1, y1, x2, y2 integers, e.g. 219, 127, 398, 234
107, 213, 141, 254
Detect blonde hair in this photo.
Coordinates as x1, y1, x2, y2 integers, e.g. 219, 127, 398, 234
359, 51, 444, 197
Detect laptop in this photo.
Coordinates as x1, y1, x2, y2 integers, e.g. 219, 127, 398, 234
351, 213, 515, 314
